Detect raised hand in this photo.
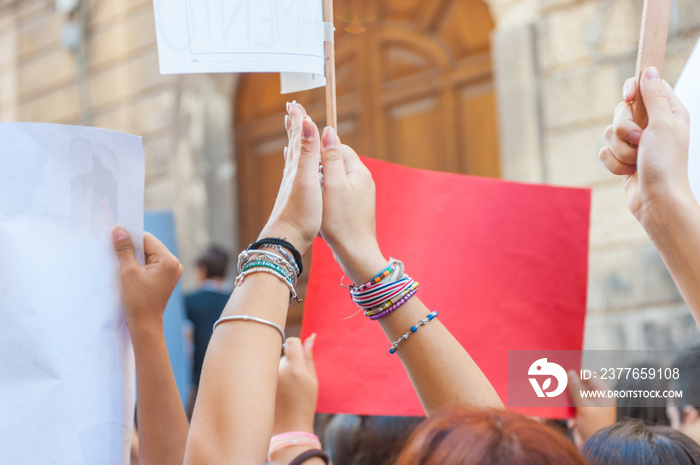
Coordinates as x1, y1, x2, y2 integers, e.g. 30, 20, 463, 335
599, 66, 691, 226
259, 103, 323, 255
317, 126, 386, 284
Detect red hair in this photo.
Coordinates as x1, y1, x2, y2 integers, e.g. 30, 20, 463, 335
396, 408, 588, 465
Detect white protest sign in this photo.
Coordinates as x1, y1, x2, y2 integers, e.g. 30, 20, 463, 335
0, 123, 144, 465
675, 37, 700, 201
153, 0, 326, 93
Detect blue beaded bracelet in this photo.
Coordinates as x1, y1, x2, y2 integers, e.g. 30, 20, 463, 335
389, 311, 438, 354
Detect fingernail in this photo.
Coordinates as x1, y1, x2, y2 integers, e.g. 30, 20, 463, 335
568, 370, 577, 378
283, 146, 288, 160
322, 126, 338, 149
645, 66, 660, 81
285, 115, 291, 132
629, 130, 642, 145
292, 100, 297, 105
307, 333, 317, 349
302, 116, 314, 140
622, 83, 631, 100
286, 101, 291, 113
113, 227, 127, 241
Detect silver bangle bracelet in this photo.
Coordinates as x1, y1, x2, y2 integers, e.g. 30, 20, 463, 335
213, 315, 286, 347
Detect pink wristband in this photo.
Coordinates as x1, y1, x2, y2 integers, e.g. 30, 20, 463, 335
268, 432, 322, 462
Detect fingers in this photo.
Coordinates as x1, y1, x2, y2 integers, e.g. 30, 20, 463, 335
622, 77, 637, 104
599, 146, 636, 175
639, 67, 674, 126
297, 116, 321, 176
113, 227, 138, 270
143, 232, 183, 277
303, 333, 316, 374
321, 127, 346, 183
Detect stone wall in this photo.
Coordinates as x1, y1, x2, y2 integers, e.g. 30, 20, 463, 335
0, 0, 238, 286
2, 0, 700, 348
490, 0, 700, 350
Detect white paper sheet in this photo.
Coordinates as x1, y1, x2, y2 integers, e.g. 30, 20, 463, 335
153, 0, 326, 93
675, 37, 700, 202
0, 123, 143, 464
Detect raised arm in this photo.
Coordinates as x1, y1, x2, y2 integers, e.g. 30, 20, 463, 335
599, 66, 700, 326
317, 126, 503, 415
113, 228, 188, 465
185, 104, 323, 464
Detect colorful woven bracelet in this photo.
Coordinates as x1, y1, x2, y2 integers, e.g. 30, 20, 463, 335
388, 311, 438, 354
369, 285, 419, 320
365, 281, 419, 316
351, 278, 410, 308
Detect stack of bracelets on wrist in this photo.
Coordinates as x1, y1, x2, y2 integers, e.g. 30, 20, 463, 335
267, 432, 328, 464
345, 259, 439, 354
347, 259, 420, 321
235, 238, 303, 305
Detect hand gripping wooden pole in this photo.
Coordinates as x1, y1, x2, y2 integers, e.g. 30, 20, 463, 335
633, 0, 673, 128
323, 0, 338, 131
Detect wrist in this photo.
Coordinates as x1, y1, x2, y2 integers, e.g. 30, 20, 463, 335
638, 185, 698, 233
333, 242, 387, 285
125, 315, 164, 340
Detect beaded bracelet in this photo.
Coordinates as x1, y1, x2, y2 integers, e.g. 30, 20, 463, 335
249, 238, 303, 275
235, 267, 301, 304
369, 286, 419, 320
241, 261, 293, 281
364, 281, 419, 317
238, 249, 298, 284
388, 311, 438, 354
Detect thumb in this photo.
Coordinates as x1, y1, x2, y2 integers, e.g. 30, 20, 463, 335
640, 67, 673, 125
113, 227, 138, 269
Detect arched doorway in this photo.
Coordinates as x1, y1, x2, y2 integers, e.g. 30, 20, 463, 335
235, 0, 499, 333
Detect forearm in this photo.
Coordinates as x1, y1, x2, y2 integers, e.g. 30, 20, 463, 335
130, 324, 189, 465
641, 190, 700, 327
342, 250, 503, 416
185, 272, 289, 464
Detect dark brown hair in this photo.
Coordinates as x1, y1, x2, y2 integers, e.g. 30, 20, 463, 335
196, 245, 229, 279
323, 415, 424, 465
582, 419, 700, 465
395, 408, 588, 465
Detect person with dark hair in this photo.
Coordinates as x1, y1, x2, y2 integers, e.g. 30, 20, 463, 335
395, 408, 588, 465
323, 415, 424, 465
185, 245, 232, 417
582, 419, 700, 465
668, 345, 700, 444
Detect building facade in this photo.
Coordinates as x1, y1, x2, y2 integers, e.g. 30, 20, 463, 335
1, 0, 699, 343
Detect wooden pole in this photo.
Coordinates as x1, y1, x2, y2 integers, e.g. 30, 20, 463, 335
323, 0, 338, 131
633, 0, 673, 128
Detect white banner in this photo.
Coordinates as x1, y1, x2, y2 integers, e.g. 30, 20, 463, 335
153, 0, 326, 93
675, 37, 700, 201
0, 123, 143, 464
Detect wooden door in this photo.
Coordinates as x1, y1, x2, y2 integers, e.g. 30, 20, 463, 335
235, 0, 499, 333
